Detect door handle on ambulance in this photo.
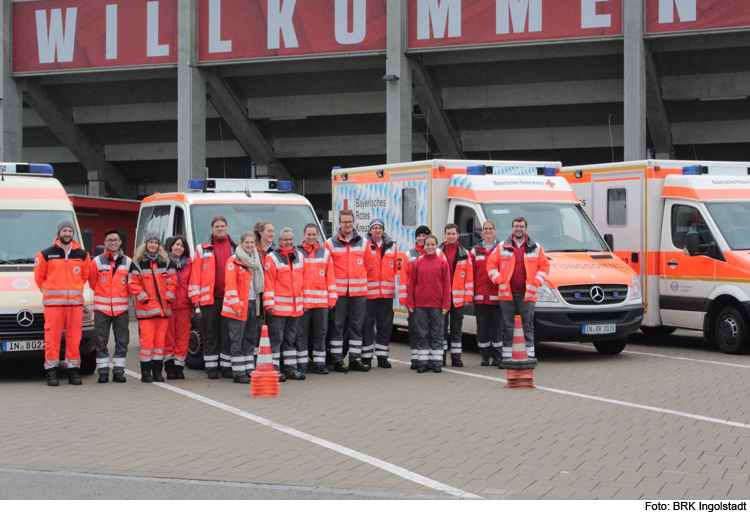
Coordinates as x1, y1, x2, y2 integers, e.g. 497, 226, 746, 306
667, 259, 679, 268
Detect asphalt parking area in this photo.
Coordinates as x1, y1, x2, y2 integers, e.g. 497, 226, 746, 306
1, 325, 748, 500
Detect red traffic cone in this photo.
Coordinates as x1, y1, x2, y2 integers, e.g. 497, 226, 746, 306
505, 315, 536, 389
251, 325, 279, 398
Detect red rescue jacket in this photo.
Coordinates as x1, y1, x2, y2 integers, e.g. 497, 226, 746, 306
470, 239, 500, 306
324, 229, 372, 297
263, 247, 307, 317
366, 234, 397, 299
188, 234, 237, 307
299, 242, 337, 308
90, 251, 132, 316
129, 256, 176, 319
34, 238, 90, 307
486, 235, 550, 303
439, 242, 474, 307
221, 255, 253, 321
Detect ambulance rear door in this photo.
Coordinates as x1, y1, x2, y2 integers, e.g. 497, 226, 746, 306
590, 171, 643, 274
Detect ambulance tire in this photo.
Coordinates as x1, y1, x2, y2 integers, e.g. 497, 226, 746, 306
640, 326, 676, 337
80, 352, 97, 375
714, 306, 749, 355
593, 338, 627, 355
186, 323, 205, 370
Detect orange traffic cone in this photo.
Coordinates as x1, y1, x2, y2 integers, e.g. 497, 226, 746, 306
505, 315, 536, 389
251, 325, 279, 398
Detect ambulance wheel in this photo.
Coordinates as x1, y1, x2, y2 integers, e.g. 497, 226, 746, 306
640, 326, 676, 337
714, 306, 749, 355
594, 338, 627, 355
186, 324, 205, 370
80, 352, 97, 375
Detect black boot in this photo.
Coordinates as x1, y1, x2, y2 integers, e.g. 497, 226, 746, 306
278, 370, 287, 382
490, 351, 499, 367
417, 363, 428, 374
112, 371, 127, 383
377, 357, 392, 369
362, 358, 372, 368
480, 350, 490, 367
334, 361, 349, 373
68, 368, 82, 385
206, 368, 219, 379
233, 373, 251, 384
45, 369, 59, 387
433, 363, 443, 373
285, 368, 305, 381
221, 367, 233, 379
98, 370, 109, 383
349, 358, 370, 372
410, 359, 418, 370
164, 359, 177, 380
451, 354, 464, 368
151, 360, 165, 382
141, 362, 153, 383
174, 365, 185, 380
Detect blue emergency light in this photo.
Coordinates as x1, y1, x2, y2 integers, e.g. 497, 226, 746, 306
29, 163, 54, 175
466, 165, 486, 175
543, 167, 556, 176
276, 180, 292, 191
682, 165, 704, 175
188, 179, 207, 191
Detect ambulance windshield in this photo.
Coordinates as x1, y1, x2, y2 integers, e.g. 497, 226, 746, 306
190, 203, 322, 247
482, 203, 608, 252
0, 210, 79, 264
706, 202, 750, 250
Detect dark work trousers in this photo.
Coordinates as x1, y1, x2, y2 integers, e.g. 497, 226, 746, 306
95, 311, 130, 374
330, 295, 366, 364
500, 294, 536, 359
407, 311, 418, 363
201, 298, 230, 371
474, 304, 503, 363
268, 314, 299, 372
362, 298, 394, 359
414, 307, 444, 367
443, 302, 464, 358
226, 309, 260, 376
297, 307, 328, 366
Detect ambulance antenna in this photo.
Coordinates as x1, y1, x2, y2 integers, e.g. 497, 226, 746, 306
608, 114, 615, 163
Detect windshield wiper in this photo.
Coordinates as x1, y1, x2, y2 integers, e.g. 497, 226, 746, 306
549, 248, 602, 253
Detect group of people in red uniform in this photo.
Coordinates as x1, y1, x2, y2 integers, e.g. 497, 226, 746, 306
34, 212, 549, 386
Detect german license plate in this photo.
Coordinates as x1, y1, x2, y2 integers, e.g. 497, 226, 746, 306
582, 324, 616, 335
2, 340, 45, 352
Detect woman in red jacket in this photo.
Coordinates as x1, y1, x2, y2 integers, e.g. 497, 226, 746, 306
129, 231, 176, 383
164, 235, 192, 380
470, 220, 502, 367
406, 235, 451, 374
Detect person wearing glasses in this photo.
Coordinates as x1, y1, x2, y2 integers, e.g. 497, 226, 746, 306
470, 220, 502, 367
324, 210, 372, 373
89, 230, 132, 384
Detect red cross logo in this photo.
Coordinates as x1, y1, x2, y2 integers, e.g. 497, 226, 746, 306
343, 199, 349, 210
545, 180, 556, 189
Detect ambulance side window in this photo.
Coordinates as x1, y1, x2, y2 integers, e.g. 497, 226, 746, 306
402, 188, 418, 227
671, 205, 715, 249
173, 206, 186, 238
136, 205, 170, 247
607, 188, 627, 226
454, 205, 481, 247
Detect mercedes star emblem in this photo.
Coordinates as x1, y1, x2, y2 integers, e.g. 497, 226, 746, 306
589, 286, 605, 304
17, 310, 34, 327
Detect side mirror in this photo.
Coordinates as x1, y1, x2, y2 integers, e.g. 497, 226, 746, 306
95, 245, 106, 256
603, 233, 614, 251
458, 234, 471, 249
685, 232, 700, 256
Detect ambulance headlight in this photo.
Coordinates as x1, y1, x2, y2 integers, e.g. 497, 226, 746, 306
630, 276, 642, 300
82, 304, 95, 323
537, 284, 558, 303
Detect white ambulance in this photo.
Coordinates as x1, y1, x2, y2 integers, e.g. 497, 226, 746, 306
562, 160, 750, 354
332, 160, 644, 354
0, 163, 96, 372
136, 177, 324, 368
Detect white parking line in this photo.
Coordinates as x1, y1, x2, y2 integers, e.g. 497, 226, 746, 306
123, 369, 482, 499
559, 342, 750, 369
390, 360, 750, 430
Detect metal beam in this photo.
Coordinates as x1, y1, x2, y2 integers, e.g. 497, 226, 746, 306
1, 1, 22, 160
672, 120, 750, 145
211, 55, 385, 77
386, 0, 412, 163
645, 45, 674, 159
662, 72, 750, 101
23, 80, 131, 198
412, 60, 463, 159
247, 92, 385, 119
623, 0, 646, 161
650, 32, 750, 53
462, 126, 624, 151
419, 40, 623, 65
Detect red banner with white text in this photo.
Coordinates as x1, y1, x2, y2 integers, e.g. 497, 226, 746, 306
407, 0, 623, 50
13, 0, 178, 74
646, 0, 750, 34
198, 0, 387, 63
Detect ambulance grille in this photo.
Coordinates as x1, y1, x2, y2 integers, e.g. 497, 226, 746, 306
0, 313, 45, 336
558, 284, 628, 306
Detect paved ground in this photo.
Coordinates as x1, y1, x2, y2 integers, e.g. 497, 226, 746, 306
1, 324, 749, 500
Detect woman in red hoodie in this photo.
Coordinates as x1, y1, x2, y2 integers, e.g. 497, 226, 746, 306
406, 235, 451, 373
164, 235, 192, 380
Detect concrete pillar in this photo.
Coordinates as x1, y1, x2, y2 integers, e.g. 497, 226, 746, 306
623, 0, 647, 161
0, 1, 23, 161
385, 0, 412, 163
177, 0, 206, 191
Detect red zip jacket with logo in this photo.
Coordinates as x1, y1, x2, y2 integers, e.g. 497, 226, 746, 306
366, 234, 398, 299
299, 242, 337, 308
470, 239, 500, 306
129, 257, 177, 319
89, 251, 132, 316
34, 238, 90, 307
